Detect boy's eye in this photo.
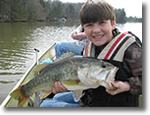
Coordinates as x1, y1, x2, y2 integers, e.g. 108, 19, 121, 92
85, 24, 93, 27
99, 21, 105, 24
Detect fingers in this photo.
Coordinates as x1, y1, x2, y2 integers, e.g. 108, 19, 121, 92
72, 34, 80, 40
106, 81, 130, 95
52, 81, 68, 94
71, 32, 77, 39
106, 88, 118, 95
72, 32, 85, 40
72, 32, 77, 36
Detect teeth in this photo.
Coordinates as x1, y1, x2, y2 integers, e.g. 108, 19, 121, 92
95, 35, 103, 38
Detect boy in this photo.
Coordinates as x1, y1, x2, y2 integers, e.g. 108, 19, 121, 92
79, 0, 142, 107
50, 0, 142, 107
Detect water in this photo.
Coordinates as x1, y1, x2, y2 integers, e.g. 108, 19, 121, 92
0, 22, 142, 104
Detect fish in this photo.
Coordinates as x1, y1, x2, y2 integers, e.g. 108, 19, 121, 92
10, 53, 118, 107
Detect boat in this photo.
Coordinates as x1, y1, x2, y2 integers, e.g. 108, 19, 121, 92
0, 42, 142, 107
1, 43, 56, 107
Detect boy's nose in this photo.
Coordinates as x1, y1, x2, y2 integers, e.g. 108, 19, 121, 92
93, 25, 101, 33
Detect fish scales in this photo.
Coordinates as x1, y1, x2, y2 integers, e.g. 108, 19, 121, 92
22, 57, 79, 96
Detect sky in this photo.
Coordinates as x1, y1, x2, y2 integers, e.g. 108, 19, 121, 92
59, 0, 142, 18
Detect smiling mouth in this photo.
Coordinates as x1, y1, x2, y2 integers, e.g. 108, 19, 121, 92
93, 34, 105, 40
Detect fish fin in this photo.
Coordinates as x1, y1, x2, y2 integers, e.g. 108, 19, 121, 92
63, 79, 80, 86
54, 52, 74, 63
72, 90, 83, 102
10, 86, 30, 107
40, 91, 52, 99
33, 63, 51, 73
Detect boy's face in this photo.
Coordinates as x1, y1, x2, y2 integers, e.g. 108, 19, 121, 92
83, 19, 116, 46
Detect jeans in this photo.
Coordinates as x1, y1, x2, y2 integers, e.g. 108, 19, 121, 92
40, 92, 80, 107
55, 41, 85, 58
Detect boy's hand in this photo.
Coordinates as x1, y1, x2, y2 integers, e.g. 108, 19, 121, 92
71, 32, 87, 40
106, 81, 130, 95
52, 81, 68, 94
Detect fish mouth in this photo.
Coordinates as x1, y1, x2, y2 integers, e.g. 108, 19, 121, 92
100, 67, 119, 89
105, 67, 119, 82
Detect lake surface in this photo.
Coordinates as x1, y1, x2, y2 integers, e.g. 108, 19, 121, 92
0, 21, 142, 104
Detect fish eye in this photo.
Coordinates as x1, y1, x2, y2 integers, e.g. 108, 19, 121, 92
80, 65, 84, 68
101, 62, 106, 68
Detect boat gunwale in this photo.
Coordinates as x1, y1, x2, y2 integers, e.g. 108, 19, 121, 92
1, 43, 56, 107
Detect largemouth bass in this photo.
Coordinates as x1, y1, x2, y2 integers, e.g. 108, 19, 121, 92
10, 55, 118, 107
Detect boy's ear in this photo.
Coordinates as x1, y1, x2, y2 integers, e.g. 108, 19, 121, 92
112, 18, 116, 29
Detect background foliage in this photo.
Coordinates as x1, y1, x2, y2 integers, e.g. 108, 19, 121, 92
0, 0, 142, 23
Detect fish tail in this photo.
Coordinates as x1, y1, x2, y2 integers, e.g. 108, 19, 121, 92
10, 86, 30, 107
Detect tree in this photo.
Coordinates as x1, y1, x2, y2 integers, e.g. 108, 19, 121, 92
0, 0, 10, 22
29, 0, 46, 21
0, 0, 141, 23
115, 8, 127, 23
48, 0, 63, 20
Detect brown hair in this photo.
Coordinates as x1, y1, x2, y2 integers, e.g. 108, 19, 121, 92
80, 0, 115, 25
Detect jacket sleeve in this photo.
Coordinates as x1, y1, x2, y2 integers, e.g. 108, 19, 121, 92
123, 42, 142, 95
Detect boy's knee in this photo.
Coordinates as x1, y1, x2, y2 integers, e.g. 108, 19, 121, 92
55, 43, 60, 50
55, 42, 65, 50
